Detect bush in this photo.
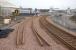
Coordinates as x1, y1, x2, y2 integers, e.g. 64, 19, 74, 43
70, 15, 76, 23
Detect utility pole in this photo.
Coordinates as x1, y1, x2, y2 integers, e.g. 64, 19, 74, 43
0, 6, 1, 16
35, 8, 37, 16
0, 6, 3, 16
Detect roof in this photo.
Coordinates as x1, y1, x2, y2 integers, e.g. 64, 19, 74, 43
39, 9, 50, 12
0, 0, 19, 8
20, 8, 32, 10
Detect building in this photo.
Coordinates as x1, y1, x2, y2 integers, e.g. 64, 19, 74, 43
50, 9, 67, 17
37, 9, 50, 16
18, 8, 34, 16
0, 0, 19, 16
19, 8, 32, 13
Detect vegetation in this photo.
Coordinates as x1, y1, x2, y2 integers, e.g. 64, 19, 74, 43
10, 9, 19, 20
70, 15, 76, 23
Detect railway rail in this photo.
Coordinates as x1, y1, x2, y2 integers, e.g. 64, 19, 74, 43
39, 16, 76, 50
15, 18, 32, 47
16, 20, 25, 47
0, 16, 74, 50
32, 17, 52, 46
32, 17, 44, 46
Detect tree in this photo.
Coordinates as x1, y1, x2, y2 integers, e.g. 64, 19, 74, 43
70, 15, 76, 23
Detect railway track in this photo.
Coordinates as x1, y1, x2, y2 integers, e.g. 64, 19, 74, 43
39, 16, 76, 50
32, 16, 53, 47
32, 17, 44, 46
16, 20, 25, 47
0, 16, 74, 50
15, 17, 32, 47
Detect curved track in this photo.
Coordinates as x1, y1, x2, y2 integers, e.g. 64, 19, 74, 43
0, 16, 74, 50
32, 17, 52, 46
39, 16, 76, 50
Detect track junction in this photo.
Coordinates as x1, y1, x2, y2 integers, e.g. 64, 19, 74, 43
0, 16, 76, 50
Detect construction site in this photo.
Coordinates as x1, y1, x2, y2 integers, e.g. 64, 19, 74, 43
0, 0, 76, 50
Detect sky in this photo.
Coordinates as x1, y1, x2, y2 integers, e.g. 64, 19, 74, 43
7, 0, 76, 9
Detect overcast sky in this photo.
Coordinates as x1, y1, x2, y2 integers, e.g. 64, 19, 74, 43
8, 0, 76, 9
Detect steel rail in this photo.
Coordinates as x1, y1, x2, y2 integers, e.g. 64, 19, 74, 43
16, 21, 25, 47
32, 17, 44, 46
32, 17, 51, 46
39, 16, 76, 50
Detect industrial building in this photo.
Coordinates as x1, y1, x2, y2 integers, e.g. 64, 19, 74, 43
0, 0, 19, 16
